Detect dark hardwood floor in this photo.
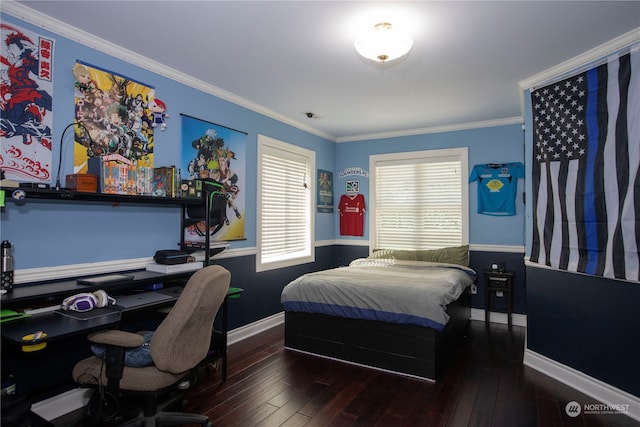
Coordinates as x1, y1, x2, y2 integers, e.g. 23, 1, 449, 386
183, 321, 638, 427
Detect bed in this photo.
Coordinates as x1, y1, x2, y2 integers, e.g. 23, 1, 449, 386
281, 245, 475, 381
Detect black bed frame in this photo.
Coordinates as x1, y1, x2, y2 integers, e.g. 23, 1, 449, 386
284, 290, 471, 382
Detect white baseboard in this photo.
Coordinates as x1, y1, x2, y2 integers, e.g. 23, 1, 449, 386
31, 388, 93, 421
523, 349, 640, 422
227, 311, 284, 345
471, 308, 527, 327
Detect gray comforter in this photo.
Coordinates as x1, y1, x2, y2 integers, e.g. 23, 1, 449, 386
281, 258, 476, 331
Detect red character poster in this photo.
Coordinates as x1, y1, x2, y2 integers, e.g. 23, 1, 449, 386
0, 23, 54, 184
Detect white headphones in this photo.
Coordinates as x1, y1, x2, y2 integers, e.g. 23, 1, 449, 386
61, 290, 116, 312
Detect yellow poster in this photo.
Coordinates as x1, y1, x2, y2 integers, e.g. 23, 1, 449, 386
72, 61, 157, 172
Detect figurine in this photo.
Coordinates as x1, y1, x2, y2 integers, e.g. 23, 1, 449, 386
148, 98, 168, 131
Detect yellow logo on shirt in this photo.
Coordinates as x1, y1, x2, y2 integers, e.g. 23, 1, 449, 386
486, 179, 504, 192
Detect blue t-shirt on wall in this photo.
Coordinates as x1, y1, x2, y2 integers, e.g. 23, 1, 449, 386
469, 162, 524, 216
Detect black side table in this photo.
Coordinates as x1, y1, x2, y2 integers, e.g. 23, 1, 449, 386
484, 270, 514, 328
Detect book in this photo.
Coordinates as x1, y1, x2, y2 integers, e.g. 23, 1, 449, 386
145, 261, 203, 274
152, 166, 175, 197
137, 167, 153, 196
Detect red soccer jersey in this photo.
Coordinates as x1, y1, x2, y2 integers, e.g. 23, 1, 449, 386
339, 194, 366, 236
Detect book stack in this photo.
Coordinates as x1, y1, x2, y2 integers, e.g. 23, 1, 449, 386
89, 154, 136, 195
87, 159, 186, 198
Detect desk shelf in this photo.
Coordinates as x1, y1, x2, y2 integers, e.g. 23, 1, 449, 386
2, 187, 201, 206
0, 270, 194, 310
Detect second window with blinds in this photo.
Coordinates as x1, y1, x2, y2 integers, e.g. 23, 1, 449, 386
257, 134, 315, 272
369, 147, 469, 251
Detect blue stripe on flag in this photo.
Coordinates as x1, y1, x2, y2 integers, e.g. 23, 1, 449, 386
584, 68, 600, 275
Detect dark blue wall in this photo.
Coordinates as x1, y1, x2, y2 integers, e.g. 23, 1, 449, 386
219, 246, 526, 330
526, 267, 640, 397
216, 245, 368, 329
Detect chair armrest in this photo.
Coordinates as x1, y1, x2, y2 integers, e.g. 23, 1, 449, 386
87, 330, 145, 349
87, 330, 147, 388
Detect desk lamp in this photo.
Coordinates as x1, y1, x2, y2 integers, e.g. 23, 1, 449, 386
54, 122, 95, 191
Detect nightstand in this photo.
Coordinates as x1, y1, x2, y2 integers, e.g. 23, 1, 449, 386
484, 270, 514, 328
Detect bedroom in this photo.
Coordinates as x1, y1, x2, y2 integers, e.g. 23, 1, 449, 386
0, 1, 638, 425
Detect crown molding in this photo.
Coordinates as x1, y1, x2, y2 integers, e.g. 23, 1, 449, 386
518, 27, 640, 90
336, 116, 524, 143
1, 1, 335, 142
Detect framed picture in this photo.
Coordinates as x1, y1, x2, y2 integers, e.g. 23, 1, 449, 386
317, 169, 333, 213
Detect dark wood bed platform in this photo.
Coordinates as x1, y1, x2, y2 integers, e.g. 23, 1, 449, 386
284, 290, 471, 382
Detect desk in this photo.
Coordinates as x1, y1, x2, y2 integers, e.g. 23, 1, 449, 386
2, 271, 242, 395
1, 269, 192, 347
1, 287, 184, 347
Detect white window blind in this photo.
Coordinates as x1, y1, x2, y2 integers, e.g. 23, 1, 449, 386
257, 135, 314, 271
371, 148, 468, 250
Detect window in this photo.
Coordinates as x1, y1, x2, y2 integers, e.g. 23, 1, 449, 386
369, 148, 468, 251
257, 135, 315, 272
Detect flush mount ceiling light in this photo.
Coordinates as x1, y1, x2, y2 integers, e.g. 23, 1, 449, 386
354, 22, 413, 63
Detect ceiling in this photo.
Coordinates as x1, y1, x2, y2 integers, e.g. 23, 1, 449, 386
7, 1, 640, 141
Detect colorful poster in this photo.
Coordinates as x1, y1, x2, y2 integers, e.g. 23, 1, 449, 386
181, 114, 246, 242
0, 23, 54, 184
317, 169, 333, 213
72, 61, 156, 172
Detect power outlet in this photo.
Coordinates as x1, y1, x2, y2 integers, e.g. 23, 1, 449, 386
471, 284, 477, 294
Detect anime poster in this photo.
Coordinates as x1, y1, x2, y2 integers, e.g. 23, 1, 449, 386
0, 23, 54, 184
317, 169, 333, 213
181, 114, 246, 242
72, 61, 157, 172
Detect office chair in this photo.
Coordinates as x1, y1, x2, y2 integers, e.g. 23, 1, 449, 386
72, 265, 231, 426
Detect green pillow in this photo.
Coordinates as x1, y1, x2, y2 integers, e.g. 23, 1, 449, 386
416, 245, 469, 266
369, 245, 469, 266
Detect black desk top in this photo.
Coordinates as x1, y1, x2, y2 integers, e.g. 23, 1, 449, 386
2, 309, 123, 345
2, 286, 186, 345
